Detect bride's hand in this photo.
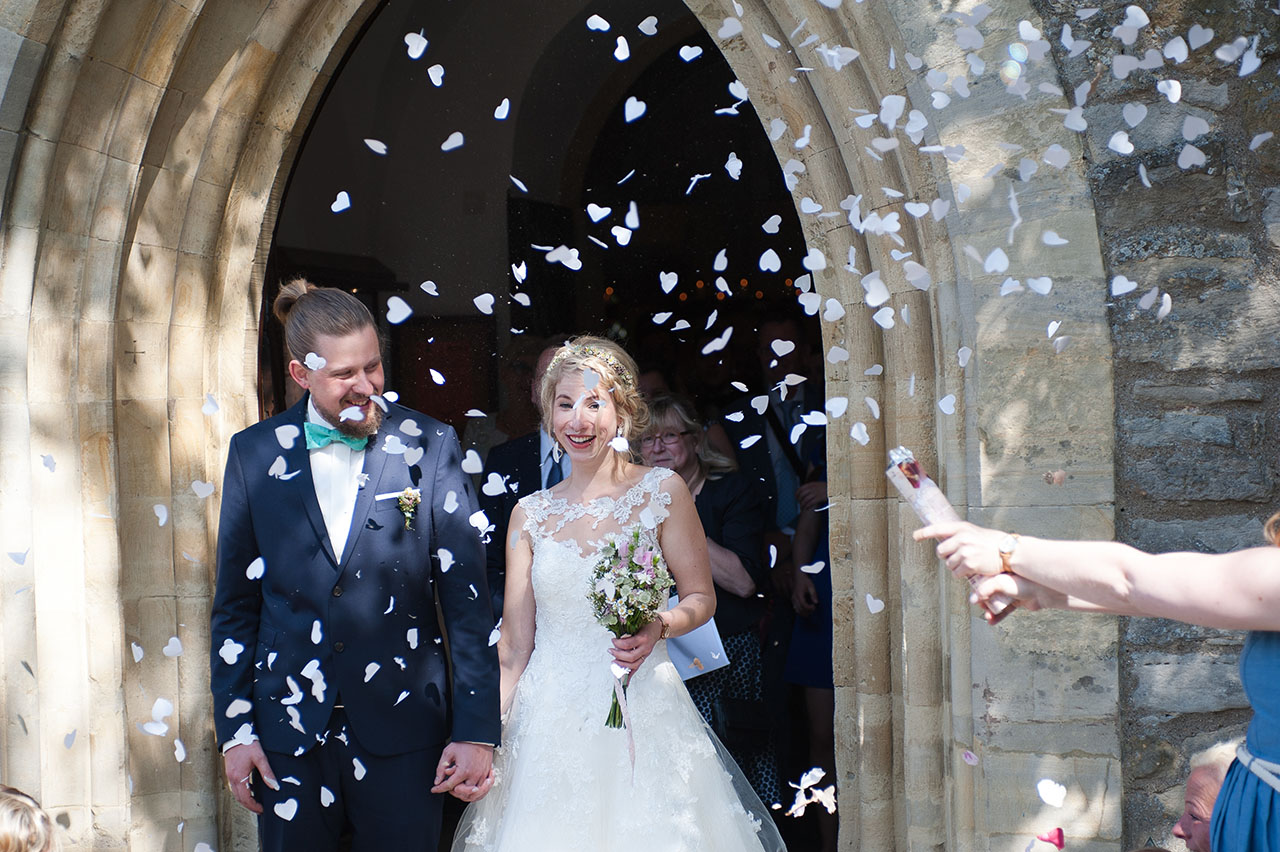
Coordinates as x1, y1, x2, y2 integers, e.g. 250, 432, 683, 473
610, 617, 664, 674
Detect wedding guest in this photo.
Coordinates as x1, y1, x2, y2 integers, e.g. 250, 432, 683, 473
462, 335, 547, 463
640, 393, 779, 806
479, 338, 568, 617
1175, 739, 1242, 852
917, 513, 1280, 852
0, 785, 56, 852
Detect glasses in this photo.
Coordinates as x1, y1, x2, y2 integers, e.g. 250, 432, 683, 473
640, 430, 692, 447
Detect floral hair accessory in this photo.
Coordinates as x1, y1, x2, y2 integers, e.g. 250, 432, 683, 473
547, 343, 634, 389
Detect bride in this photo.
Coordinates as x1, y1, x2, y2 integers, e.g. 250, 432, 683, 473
452, 336, 786, 851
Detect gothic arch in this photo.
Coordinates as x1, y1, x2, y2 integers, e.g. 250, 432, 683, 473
0, 1, 1118, 849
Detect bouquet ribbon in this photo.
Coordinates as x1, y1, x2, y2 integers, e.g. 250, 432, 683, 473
611, 664, 637, 780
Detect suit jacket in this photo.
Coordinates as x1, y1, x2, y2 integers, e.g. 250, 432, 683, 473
721, 385, 825, 531
477, 431, 541, 617
209, 396, 500, 758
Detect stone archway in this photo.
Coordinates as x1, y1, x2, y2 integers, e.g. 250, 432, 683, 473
0, 1, 1118, 850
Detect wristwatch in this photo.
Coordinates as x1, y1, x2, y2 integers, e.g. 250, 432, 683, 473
998, 533, 1020, 573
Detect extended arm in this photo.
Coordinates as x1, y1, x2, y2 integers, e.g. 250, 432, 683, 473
917, 520, 1280, 631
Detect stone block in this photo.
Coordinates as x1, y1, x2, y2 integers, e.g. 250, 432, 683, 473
978, 751, 1121, 842
1119, 412, 1231, 448
0, 30, 44, 133
1129, 450, 1272, 503
61, 58, 130, 153
1129, 379, 1262, 405
106, 75, 162, 165
1125, 515, 1265, 557
1263, 187, 1280, 249
1085, 101, 1218, 168
1129, 651, 1246, 714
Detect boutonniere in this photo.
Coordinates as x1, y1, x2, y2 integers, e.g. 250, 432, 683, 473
397, 487, 421, 530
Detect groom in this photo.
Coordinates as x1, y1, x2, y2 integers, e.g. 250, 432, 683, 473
210, 281, 499, 851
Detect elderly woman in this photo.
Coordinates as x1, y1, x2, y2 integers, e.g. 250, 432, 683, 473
640, 393, 779, 807
917, 513, 1280, 852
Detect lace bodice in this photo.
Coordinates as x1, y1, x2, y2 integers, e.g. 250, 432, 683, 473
516, 467, 675, 665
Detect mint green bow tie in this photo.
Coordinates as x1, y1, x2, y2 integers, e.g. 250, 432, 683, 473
304, 421, 370, 451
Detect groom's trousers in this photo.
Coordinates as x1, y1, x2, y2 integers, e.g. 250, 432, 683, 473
254, 707, 446, 852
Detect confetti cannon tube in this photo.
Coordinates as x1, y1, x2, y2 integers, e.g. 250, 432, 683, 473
886, 446, 1016, 624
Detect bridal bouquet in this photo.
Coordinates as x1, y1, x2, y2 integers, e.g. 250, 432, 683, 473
588, 527, 673, 729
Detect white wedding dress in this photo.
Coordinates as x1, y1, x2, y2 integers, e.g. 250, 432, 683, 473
452, 467, 786, 851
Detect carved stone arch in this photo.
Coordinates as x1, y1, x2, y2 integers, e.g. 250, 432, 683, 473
0, 0, 1118, 849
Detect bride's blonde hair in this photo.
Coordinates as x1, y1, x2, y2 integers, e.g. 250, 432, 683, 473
0, 785, 57, 852
540, 336, 648, 458
1266, 512, 1280, 546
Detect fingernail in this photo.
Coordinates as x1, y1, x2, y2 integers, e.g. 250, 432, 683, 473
264, 777, 280, 791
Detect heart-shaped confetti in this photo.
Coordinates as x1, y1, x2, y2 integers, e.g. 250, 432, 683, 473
872, 307, 895, 329
586, 14, 610, 31
1046, 321, 1061, 338
192, 480, 214, 499
1157, 79, 1182, 103
762, 214, 782, 234
404, 30, 428, 60
638, 16, 658, 36
246, 556, 265, 580
461, 449, 483, 475
823, 300, 845, 322
759, 249, 782, 272
1164, 36, 1189, 64
850, 422, 870, 445
163, 637, 183, 657
826, 397, 848, 418
1188, 24, 1214, 50
473, 293, 495, 314
958, 346, 973, 367
274, 799, 298, 822
404, 446, 424, 467
1122, 103, 1147, 128
938, 394, 956, 415
440, 132, 464, 151
904, 202, 929, 218
386, 297, 412, 325
1036, 779, 1067, 808
427, 64, 444, 86
330, 191, 351, 213
1183, 115, 1210, 141
1177, 143, 1206, 169
624, 97, 646, 122
614, 37, 630, 61
718, 17, 743, 39
865, 593, 886, 614
1027, 277, 1053, 295
984, 248, 1009, 274
803, 249, 826, 271
494, 98, 510, 120
679, 45, 703, 62
659, 271, 678, 293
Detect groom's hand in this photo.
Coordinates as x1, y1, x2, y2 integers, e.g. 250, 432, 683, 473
432, 742, 494, 801
224, 741, 278, 814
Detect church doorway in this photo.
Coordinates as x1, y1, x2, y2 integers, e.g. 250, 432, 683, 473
265, 0, 832, 846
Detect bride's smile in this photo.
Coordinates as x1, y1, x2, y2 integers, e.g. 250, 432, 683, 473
551, 372, 617, 462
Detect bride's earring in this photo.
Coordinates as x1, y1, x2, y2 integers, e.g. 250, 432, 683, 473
552, 442, 563, 463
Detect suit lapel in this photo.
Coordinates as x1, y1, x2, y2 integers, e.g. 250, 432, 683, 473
287, 397, 340, 568
339, 416, 392, 568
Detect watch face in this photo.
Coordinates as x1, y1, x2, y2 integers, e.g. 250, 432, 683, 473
999, 535, 1018, 554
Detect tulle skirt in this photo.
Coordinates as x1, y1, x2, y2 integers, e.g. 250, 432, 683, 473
451, 644, 786, 851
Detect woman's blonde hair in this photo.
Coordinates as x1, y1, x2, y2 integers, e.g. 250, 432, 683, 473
540, 336, 648, 458
1266, 511, 1280, 546
643, 393, 737, 478
0, 786, 56, 852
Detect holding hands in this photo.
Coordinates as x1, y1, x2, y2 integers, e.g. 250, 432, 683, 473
432, 742, 495, 802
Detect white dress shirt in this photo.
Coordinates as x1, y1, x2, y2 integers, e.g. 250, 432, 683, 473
538, 428, 570, 490
307, 398, 367, 562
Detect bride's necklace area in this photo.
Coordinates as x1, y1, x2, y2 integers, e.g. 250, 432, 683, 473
557, 459, 641, 506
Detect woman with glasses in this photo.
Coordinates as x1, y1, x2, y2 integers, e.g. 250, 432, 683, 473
640, 393, 781, 809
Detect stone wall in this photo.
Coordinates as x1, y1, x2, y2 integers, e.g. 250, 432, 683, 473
1029, 0, 1278, 846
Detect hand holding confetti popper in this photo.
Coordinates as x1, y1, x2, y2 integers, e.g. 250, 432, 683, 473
886, 446, 1017, 624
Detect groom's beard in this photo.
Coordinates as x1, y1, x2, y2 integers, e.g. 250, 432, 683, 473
317, 397, 384, 438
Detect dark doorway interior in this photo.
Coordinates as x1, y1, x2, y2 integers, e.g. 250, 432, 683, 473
266, 0, 830, 847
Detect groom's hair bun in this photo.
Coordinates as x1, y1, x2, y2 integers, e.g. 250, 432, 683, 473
273, 277, 377, 364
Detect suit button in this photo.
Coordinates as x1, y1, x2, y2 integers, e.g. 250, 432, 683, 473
332, 586, 343, 597
333, 642, 345, 653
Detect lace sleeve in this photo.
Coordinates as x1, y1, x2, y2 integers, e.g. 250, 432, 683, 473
633, 467, 676, 530
518, 490, 550, 539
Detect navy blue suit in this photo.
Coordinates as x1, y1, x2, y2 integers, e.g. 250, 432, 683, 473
210, 396, 499, 849
477, 431, 541, 618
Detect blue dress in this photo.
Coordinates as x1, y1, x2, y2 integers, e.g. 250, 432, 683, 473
1212, 631, 1280, 851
